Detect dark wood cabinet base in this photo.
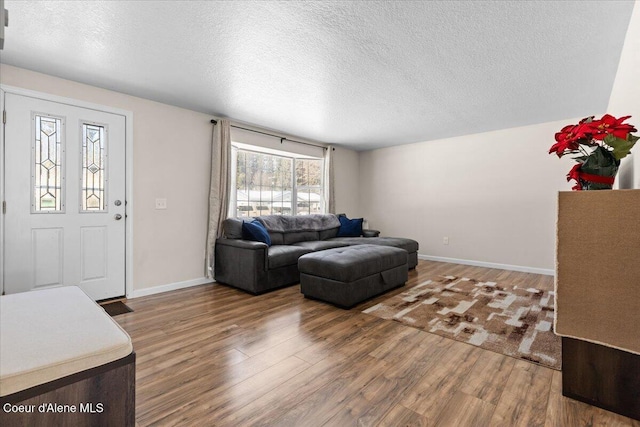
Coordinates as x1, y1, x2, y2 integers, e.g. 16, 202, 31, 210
0, 352, 135, 427
562, 337, 640, 421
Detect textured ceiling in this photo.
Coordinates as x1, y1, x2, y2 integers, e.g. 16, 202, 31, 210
0, 1, 634, 150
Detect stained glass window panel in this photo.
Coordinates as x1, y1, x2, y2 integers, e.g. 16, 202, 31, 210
81, 123, 107, 212
33, 115, 64, 212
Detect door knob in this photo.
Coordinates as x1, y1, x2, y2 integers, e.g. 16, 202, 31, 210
114, 200, 122, 206
114, 214, 123, 220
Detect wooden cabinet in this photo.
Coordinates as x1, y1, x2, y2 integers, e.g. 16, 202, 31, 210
556, 189, 640, 420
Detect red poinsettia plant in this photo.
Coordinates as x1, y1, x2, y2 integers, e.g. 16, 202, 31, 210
549, 114, 639, 190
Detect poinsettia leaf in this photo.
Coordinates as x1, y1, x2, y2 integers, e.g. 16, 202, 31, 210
606, 136, 636, 160
629, 134, 640, 144
572, 156, 588, 162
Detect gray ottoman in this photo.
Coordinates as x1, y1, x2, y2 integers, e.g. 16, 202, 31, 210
298, 244, 408, 308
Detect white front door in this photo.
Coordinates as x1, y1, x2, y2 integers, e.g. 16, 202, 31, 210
3, 93, 126, 300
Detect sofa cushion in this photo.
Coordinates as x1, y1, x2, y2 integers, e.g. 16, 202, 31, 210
337, 216, 363, 237
327, 236, 419, 254
319, 227, 339, 240
268, 231, 285, 245
223, 217, 246, 239
258, 214, 341, 233
268, 245, 313, 269
291, 240, 351, 251
283, 230, 319, 245
242, 220, 272, 246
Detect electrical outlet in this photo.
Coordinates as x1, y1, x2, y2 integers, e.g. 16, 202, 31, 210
443, 237, 449, 245
155, 198, 167, 210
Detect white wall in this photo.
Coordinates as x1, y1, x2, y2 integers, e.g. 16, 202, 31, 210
608, 1, 640, 189
332, 147, 361, 217
358, 3, 640, 273
1, 64, 213, 293
359, 120, 579, 273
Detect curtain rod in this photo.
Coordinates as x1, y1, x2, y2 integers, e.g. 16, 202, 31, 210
210, 119, 327, 151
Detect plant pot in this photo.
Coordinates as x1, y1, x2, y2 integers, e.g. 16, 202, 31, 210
579, 146, 620, 190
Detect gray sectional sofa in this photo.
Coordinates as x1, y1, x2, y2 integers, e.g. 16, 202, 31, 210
214, 214, 418, 294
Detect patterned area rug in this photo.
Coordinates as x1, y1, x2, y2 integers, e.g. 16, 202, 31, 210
363, 276, 561, 370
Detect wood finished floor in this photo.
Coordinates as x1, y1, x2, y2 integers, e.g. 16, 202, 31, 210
115, 260, 640, 427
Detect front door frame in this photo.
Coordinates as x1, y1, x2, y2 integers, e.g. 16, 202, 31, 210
0, 85, 134, 298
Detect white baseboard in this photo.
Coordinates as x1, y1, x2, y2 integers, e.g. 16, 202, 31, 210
128, 258, 553, 298
129, 277, 214, 299
417, 254, 555, 276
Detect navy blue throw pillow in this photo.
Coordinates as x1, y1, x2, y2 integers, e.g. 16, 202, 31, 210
337, 216, 363, 237
242, 220, 272, 246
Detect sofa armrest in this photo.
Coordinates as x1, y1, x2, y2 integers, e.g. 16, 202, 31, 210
216, 238, 268, 250
214, 238, 268, 294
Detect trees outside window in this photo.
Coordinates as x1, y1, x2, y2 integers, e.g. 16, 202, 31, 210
232, 148, 323, 217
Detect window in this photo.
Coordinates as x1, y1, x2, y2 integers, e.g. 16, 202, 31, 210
33, 114, 65, 213
231, 147, 324, 217
294, 158, 323, 215
81, 123, 107, 212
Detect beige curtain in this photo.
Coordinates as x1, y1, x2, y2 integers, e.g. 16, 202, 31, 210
323, 145, 335, 214
205, 119, 231, 279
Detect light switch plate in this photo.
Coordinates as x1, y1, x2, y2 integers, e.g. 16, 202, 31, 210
155, 198, 167, 210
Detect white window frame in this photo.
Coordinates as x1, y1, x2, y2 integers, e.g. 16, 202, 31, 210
230, 143, 325, 217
